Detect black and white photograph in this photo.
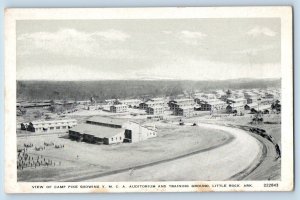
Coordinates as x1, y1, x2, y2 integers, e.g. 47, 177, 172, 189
4, 7, 293, 193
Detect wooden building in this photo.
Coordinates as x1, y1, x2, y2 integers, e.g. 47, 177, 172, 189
198, 101, 227, 111
146, 106, 164, 115
227, 98, 247, 105
118, 99, 142, 108
123, 121, 157, 143
110, 104, 128, 113
244, 103, 259, 110
86, 116, 127, 128
168, 99, 194, 111
139, 100, 165, 110
250, 104, 272, 114
69, 124, 125, 144
226, 103, 245, 113
20, 122, 29, 130
174, 106, 194, 117
26, 119, 77, 133
69, 117, 157, 145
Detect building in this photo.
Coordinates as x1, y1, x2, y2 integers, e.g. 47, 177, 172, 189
174, 106, 194, 117
20, 122, 29, 130
147, 97, 165, 102
86, 116, 127, 128
201, 93, 216, 99
26, 119, 77, 133
69, 124, 125, 144
77, 100, 91, 105
69, 117, 157, 144
18, 102, 52, 109
194, 97, 213, 105
250, 104, 272, 114
194, 92, 205, 99
118, 99, 142, 108
227, 98, 247, 105
146, 106, 164, 115
244, 103, 259, 111
110, 104, 128, 113
260, 98, 275, 105
264, 93, 275, 99
244, 93, 259, 104
105, 99, 118, 105
199, 101, 227, 111
168, 99, 194, 111
123, 121, 157, 143
226, 103, 245, 113
139, 100, 165, 110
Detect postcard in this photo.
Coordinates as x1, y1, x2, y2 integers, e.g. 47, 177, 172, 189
4, 7, 293, 193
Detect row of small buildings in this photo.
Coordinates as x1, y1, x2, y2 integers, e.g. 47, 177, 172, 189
107, 91, 280, 117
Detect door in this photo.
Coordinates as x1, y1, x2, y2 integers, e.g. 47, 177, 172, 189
124, 129, 132, 143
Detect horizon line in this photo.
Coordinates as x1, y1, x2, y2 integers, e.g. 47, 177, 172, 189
16, 77, 282, 82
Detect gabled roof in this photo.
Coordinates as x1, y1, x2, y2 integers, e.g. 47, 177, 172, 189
31, 119, 77, 125
70, 123, 125, 138
86, 116, 127, 126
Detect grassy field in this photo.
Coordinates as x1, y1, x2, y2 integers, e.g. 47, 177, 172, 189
17, 121, 231, 182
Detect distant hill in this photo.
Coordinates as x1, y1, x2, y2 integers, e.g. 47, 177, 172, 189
17, 79, 281, 101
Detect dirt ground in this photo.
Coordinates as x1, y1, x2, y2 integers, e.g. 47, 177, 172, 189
17, 121, 230, 182
87, 123, 262, 182
184, 113, 281, 180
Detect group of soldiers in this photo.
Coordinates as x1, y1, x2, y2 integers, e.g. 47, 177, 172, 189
17, 152, 61, 170
23, 143, 33, 148
55, 144, 65, 149
17, 141, 65, 171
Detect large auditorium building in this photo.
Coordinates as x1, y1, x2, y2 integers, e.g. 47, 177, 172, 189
69, 116, 157, 145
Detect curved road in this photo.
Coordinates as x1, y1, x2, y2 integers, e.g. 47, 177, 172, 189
86, 123, 263, 181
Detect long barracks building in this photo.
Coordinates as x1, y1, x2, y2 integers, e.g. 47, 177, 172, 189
25, 119, 77, 133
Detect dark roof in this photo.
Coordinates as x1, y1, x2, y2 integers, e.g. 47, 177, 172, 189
86, 116, 128, 126
70, 123, 125, 138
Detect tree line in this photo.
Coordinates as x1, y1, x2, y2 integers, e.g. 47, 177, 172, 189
17, 79, 281, 102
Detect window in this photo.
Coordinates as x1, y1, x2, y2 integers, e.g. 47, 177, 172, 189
50, 127, 54, 130
111, 138, 113, 141
62, 126, 66, 129
120, 137, 122, 140
56, 126, 60, 129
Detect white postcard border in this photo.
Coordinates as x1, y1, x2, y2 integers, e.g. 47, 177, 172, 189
4, 7, 293, 193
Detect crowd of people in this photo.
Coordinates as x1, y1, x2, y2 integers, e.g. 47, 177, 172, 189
17, 152, 61, 170
17, 141, 64, 170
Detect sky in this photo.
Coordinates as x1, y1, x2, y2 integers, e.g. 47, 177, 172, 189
16, 18, 281, 81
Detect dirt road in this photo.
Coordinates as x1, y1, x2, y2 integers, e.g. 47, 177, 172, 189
86, 123, 263, 181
